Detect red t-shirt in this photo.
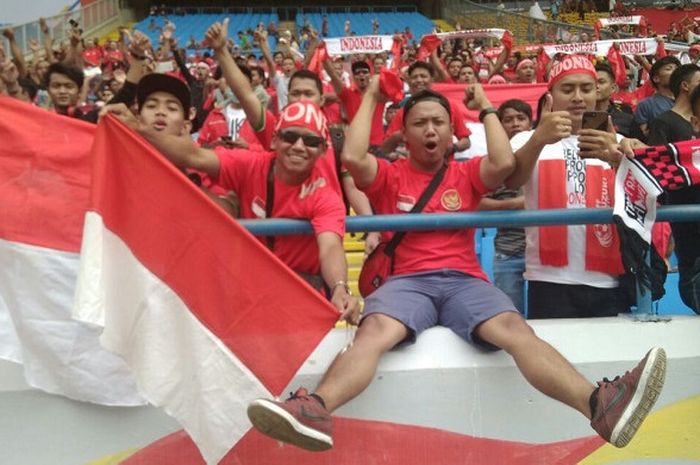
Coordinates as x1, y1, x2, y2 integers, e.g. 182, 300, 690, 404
385, 97, 472, 140
215, 149, 345, 275
252, 109, 342, 196
322, 82, 343, 125
338, 86, 385, 146
82, 47, 103, 67
363, 156, 489, 280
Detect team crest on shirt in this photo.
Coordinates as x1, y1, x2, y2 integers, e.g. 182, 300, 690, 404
251, 196, 267, 218
440, 189, 462, 211
396, 194, 416, 212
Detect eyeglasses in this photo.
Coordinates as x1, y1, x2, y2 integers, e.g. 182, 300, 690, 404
278, 129, 325, 148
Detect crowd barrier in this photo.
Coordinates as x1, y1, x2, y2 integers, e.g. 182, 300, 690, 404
240, 205, 700, 316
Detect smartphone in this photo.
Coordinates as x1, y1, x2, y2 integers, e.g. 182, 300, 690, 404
581, 111, 608, 131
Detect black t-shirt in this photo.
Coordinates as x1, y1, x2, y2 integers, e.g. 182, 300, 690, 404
608, 104, 641, 139
667, 186, 700, 271
646, 110, 694, 146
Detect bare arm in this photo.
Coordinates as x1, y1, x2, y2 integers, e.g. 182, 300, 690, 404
206, 19, 265, 131
430, 49, 450, 82
2, 29, 27, 78
256, 29, 277, 80
465, 84, 515, 188
317, 232, 360, 324
341, 78, 382, 190
504, 94, 572, 188
322, 60, 345, 96
487, 45, 509, 79
100, 103, 221, 176
39, 18, 55, 63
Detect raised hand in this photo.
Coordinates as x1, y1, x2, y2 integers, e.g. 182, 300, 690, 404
204, 18, 229, 52
464, 83, 492, 111
531, 93, 572, 146
39, 18, 49, 35
129, 30, 151, 58
2, 28, 15, 41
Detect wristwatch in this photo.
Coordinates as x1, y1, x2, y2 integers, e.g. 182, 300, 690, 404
478, 107, 499, 122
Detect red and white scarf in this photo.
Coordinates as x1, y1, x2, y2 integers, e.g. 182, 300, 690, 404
537, 159, 625, 275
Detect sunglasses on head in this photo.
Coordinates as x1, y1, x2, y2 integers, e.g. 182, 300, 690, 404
278, 129, 325, 148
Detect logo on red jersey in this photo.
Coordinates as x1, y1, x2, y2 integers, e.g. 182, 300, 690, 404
440, 189, 462, 211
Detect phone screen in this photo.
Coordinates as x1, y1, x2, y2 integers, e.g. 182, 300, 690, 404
582, 111, 608, 131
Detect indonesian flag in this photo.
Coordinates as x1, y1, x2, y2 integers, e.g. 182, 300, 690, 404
73, 115, 340, 464
307, 41, 328, 75
0, 96, 144, 405
536, 47, 550, 83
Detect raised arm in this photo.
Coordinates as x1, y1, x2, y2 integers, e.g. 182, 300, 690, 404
2, 28, 28, 78
322, 56, 345, 96
430, 48, 450, 82
100, 103, 221, 177
465, 84, 515, 188
205, 19, 265, 130
341, 77, 381, 189
39, 18, 56, 64
256, 29, 277, 81
504, 94, 572, 189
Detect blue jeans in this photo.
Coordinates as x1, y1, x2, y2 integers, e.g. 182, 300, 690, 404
679, 258, 700, 314
493, 253, 525, 315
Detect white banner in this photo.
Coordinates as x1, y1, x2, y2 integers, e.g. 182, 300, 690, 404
542, 38, 658, 57
324, 35, 394, 56
598, 16, 643, 27
436, 28, 510, 42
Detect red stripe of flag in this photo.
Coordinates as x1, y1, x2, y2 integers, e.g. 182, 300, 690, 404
90, 115, 339, 395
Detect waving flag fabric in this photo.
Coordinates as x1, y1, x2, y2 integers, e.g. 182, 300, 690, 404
0, 96, 143, 405
73, 116, 340, 464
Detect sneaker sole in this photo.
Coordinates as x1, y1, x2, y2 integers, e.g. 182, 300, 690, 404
610, 347, 667, 448
247, 399, 333, 452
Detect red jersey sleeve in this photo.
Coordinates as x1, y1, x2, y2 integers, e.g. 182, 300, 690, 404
252, 109, 277, 150
449, 100, 472, 139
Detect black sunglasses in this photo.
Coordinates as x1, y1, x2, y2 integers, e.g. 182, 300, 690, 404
278, 129, 325, 148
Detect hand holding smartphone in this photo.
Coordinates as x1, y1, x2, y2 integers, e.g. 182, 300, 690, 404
581, 110, 608, 131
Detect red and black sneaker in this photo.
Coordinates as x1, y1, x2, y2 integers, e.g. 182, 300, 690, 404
247, 388, 333, 452
591, 347, 667, 448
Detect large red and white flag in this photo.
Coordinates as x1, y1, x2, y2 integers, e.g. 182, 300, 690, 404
0, 96, 143, 405
72, 115, 340, 464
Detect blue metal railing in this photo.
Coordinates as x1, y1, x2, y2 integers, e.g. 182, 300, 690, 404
240, 205, 700, 318
239, 205, 700, 235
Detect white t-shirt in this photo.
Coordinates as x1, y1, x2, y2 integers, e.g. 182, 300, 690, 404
224, 105, 247, 140
272, 73, 291, 109
510, 130, 622, 288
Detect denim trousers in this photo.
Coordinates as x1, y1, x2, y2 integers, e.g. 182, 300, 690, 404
493, 252, 525, 315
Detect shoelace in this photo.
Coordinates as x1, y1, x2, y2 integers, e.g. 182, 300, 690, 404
286, 389, 309, 401
597, 374, 622, 388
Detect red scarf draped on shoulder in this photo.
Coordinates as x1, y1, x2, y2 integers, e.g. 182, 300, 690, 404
537, 159, 624, 275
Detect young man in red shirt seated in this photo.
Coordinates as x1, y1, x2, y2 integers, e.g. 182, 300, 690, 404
245, 78, 667, 454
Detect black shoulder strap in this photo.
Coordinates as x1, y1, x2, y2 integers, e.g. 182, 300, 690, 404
265, 159, 276, 250
384, 162, 448, 256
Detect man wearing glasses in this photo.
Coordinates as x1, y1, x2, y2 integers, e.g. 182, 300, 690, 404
104, 98, 360, 325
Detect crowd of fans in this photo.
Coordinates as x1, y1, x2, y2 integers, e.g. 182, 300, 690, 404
1, 7, 699, 319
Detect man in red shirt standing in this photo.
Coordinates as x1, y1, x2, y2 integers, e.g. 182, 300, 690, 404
245, 78, 668, 454
323, 60, 386, 156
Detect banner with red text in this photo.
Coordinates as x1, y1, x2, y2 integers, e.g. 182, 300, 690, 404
324, 35, 394, 56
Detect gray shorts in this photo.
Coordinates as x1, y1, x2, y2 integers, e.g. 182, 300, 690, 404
362, 269, 518, 350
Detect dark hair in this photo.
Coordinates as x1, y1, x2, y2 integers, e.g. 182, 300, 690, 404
351, 60, 370, 73
402, 89, 451, 125
669, 63, 700, 98
249, 65, 266, 82
237, 64, 253, 83
407, 60, 435, 78
690, 82, 700, 115
533, 92, 550, 128
45, 62, 84, 89
497, 99, 532, 122
18, 76, 39, 101
595, 62, 616, 83
649, 55, 681, 88
289, 69, 323, 95
447, 56, 463, 66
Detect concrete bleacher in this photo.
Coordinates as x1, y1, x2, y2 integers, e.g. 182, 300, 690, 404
298, 12, 434, 40
132, 13, 279, 54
